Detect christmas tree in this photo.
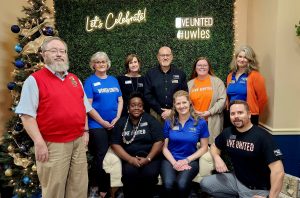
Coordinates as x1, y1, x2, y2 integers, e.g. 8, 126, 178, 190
0, 0, 57, 197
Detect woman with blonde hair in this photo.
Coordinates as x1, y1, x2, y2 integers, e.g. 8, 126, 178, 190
188, 57, 226, 144
160, 90, 209, 198
226, 45, 268, 125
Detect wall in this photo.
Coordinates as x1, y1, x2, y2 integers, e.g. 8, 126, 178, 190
0, 1, 53, 137
246, 0, 300, 132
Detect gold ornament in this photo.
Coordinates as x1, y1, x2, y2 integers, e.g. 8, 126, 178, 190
31, 164, 37, 172
5, 168, 12, 176
8, 153, 32, 168
7, 145, 14, 152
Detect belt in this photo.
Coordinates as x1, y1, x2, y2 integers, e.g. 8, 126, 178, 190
246, 185, 269, 190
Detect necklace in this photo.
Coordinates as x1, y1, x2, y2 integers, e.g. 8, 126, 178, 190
122, 115, 143, 144
129, 76, 139, 92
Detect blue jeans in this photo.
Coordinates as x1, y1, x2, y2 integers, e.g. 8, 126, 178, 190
160, 159, 199, 198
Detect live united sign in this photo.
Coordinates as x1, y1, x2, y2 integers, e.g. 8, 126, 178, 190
85, 8, 147, 32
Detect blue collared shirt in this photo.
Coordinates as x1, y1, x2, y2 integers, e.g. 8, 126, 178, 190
163, 116, 209, 160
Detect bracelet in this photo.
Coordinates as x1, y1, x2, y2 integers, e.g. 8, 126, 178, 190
185, 158, 190, 164
147, 156, 151, 162
84, 129, 89, 132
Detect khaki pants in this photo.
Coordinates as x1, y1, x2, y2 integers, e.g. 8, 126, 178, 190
37, 136, 88, 198
150, 108, 164, 124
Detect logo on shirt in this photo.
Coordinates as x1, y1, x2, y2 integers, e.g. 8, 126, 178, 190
273, 149, 282, 156
98, 88, 120, 93
125, 80, 132, 84
69, 76, 78, 87
189, 127, 196, 132
172, 80, 179, 84
137, 83, 144, 87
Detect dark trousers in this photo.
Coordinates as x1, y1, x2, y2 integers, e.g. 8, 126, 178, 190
160, 159, 199, 198
88, 128, 110, 192
121, 158, 161, 198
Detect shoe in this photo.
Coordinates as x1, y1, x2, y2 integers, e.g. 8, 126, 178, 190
88, 187, 100, 198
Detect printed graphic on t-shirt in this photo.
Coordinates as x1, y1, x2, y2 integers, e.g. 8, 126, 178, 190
226, 139, 254, 152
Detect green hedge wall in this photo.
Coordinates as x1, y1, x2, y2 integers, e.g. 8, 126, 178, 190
54, 0, 234, 82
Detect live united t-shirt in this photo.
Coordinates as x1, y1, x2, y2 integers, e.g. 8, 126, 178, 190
189, 76, 213, 112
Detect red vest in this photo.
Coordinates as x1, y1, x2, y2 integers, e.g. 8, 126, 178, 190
32, 68, 86, 142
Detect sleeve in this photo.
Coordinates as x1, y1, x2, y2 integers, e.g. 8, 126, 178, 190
208, 77, 227, 115
144, 70, 163, 114
148, 115, 164, 141
83, 77, 93, 99
79, 79, 92, 112
111, 119, 124, 145
261, 133, 283, 165
198, 119, 210, 139
214, 129, 228, 150
115, 77, 122, 97
253, 72, 268, 113
15, 76, 39, 118
163, 120, 171, 138
180, 71, 188, 91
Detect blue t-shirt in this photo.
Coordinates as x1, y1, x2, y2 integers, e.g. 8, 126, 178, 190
227, 72, 248, 101
163, 117, 209, 160
84, 74, 122, 129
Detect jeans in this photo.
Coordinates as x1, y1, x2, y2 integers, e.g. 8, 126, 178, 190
160, 159, 199, 198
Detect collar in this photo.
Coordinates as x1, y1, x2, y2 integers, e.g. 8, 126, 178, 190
45, 65, 68, 79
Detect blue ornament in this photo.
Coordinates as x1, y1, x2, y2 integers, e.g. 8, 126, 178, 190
14, 122, 23, 131
22, 176, 31, 184
7, 82, 16, 90
11, 25, 20, 33
42, 26, 54, 36
15, 44, 23, 53
15, 59, 25, 68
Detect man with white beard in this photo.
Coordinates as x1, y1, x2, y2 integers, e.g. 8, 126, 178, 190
16, 37, 91, 198
200, 100, 284, 198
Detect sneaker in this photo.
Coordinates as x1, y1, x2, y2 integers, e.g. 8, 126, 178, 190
88, 187, 100, 198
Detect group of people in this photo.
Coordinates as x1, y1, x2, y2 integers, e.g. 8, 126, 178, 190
15, 36, 284, 198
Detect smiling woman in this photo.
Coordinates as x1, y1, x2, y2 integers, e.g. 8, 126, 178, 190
111, 92, 164, 198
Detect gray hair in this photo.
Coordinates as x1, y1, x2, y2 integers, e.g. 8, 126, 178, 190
89, 52, 111, 70
40, 36, 68, 52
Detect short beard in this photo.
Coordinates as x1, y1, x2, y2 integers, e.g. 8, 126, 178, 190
48, 62, 69, 72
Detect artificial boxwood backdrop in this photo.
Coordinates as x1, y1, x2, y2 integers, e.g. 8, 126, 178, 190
54, 0, 234, 82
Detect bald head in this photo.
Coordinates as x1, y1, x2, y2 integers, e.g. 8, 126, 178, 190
157, 46, 173, 70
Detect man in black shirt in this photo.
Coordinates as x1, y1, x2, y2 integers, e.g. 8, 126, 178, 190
144, 46, 188, 121
200, 100, 284, 198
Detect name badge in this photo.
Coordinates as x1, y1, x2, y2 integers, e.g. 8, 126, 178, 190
172, 126, 179, 130
140, 122, 148, 127
93, 82, 101, 86
172, 80, 179, 84
125, 80, 132, 84
173, 75, 180, 80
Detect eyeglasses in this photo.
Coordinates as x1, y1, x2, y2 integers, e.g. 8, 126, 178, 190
44, 48, 67, 54
196, 64, 209, 68
93, 61, 107, 64
158, 54, 172, 58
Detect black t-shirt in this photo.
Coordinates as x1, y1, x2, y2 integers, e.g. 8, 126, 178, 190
215, 125, 283, 189
111, 112, 164, 157
117, 75, 149, 116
